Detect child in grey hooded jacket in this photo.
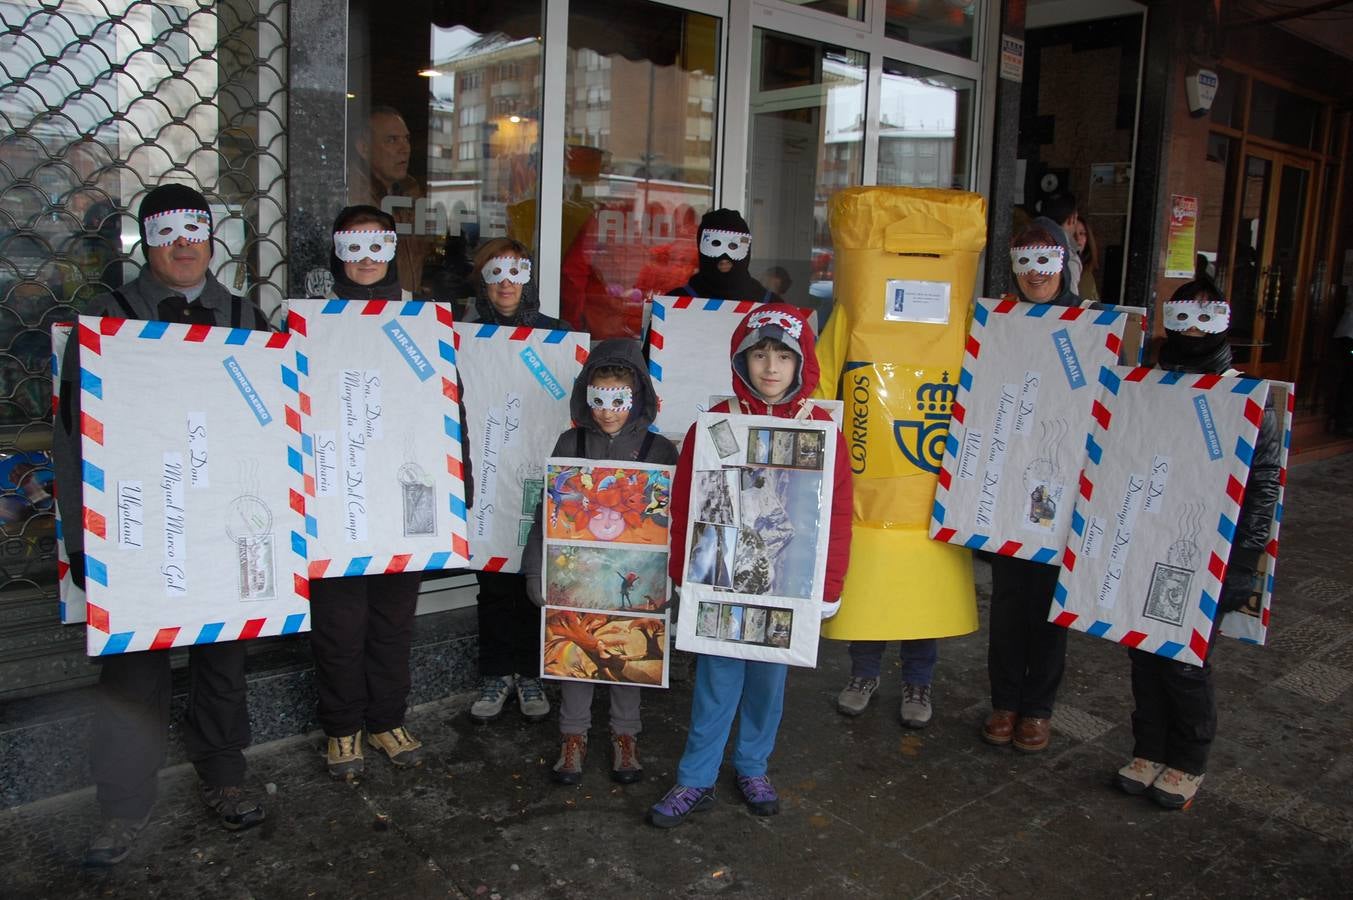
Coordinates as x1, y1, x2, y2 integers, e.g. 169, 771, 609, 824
523, 339, 678, 785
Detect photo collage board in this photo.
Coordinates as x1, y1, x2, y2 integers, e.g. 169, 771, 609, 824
539, 458, 674, 688
675, 412, 836, 667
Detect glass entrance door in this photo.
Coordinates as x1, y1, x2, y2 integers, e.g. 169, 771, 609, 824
1228, 149, 1314, 380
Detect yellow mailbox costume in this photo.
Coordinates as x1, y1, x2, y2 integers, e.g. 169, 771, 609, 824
814, 187, 987, 640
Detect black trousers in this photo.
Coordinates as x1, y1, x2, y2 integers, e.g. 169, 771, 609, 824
92, 641, 250, 820
309, 572, 421, 738
475, 571, 540, 677
987, 554, 1067, 718
1128, 633, 1217, 775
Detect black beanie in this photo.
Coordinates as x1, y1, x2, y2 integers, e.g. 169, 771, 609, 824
138, 184, 213, 247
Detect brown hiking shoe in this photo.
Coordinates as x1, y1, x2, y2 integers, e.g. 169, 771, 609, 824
553, 733, 587, 785
1013, 716, 1051, 753
610, 732, 642, 784
327, 732, 365, 779
982, 709, 1018, 746
368, 726, 424, 768
200, 785, 265, 831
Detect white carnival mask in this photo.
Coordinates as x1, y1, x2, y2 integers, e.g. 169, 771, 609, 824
1163, 299, 1230, 334
587, 384, 633, 412
333, 229, 397, 263
699, 229, 751, 261
482, 255, 531, 285
143, 208, 211, 247
745, 309, 803, 339
1010, 244, 1064, 276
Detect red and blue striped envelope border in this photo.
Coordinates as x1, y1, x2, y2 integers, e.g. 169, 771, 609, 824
1051, 365, 1270, 666
1218, 381, 1293, 647
453, 322, 587, 573
51, 322, 88, 625
930, 298, 1135, 563
285, 299, 471, 579
647, 296, 766, 438
77, 316, 309, 655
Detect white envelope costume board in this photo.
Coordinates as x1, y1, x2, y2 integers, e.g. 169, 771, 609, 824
674, 412, 836, 667
454, 323, 587, 572
285, 299, 470, 578
539, 458, 674, 689
1219, 381, 1293, 645
76, 316, 308, 655
1051, 366, 1271, 667
51, 322, 87, 624
646, 296, 766, 439
930, 298, 1137, 564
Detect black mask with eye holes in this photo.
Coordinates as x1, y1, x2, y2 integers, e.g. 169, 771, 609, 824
682, 208, 773, 301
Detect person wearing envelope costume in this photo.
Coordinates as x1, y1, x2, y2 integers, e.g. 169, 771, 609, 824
54, 184, 270, 866
1113, 278, 1281, 810
811, 188, 986, 733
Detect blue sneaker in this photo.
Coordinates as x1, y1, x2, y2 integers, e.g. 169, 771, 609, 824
736, 774, 780, 816
647, 784, 715, 828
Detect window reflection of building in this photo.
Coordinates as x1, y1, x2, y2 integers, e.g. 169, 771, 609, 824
430, 31, 543, 243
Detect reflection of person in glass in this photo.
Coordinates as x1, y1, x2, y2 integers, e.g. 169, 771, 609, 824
669, 209, 779, 302
347, 106, 430, 296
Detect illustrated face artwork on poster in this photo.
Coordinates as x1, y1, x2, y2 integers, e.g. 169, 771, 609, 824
544, 464, 672, 545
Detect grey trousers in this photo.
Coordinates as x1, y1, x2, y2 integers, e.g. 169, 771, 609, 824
558, 681, 641, 736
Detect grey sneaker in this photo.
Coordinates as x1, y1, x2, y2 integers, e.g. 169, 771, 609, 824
469, 675, 516, 723
516, 676, 551, 721
899, 682, 933, 729
836, 676, 879, 716
83, 813, 150, 867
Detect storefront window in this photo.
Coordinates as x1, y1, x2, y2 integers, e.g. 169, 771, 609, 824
783, 0, 865, 22
0, 0, 289, 600
1209, 67, 1243, 131
885, 0, 976, 59
748, 30, 866, 322
558, 0, 720, 338
347, 0, 543, 312
1249, 80, 1323, 152
877, 60, 973, 190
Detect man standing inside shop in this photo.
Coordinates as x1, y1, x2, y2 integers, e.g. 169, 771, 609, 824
348, 105, 431, 296
55, 184, 270, 867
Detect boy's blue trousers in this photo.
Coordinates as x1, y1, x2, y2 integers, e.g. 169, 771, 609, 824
676, 654, 788, 788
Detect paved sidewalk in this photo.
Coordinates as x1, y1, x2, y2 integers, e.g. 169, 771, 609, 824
3, 454, 1351, 899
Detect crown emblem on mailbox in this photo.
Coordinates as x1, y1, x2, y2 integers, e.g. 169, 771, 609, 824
894, 371, 955, 475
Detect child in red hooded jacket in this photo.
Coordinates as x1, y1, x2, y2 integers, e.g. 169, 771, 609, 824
647, 304, 852, 827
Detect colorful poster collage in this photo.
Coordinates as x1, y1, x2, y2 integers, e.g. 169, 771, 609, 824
540, 459, 674, 688
675, 412, 836, 667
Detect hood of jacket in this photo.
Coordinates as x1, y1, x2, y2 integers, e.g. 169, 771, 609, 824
727, 303, 820, 416
570, 338, 659, 440
1014, 216, 1081, 308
